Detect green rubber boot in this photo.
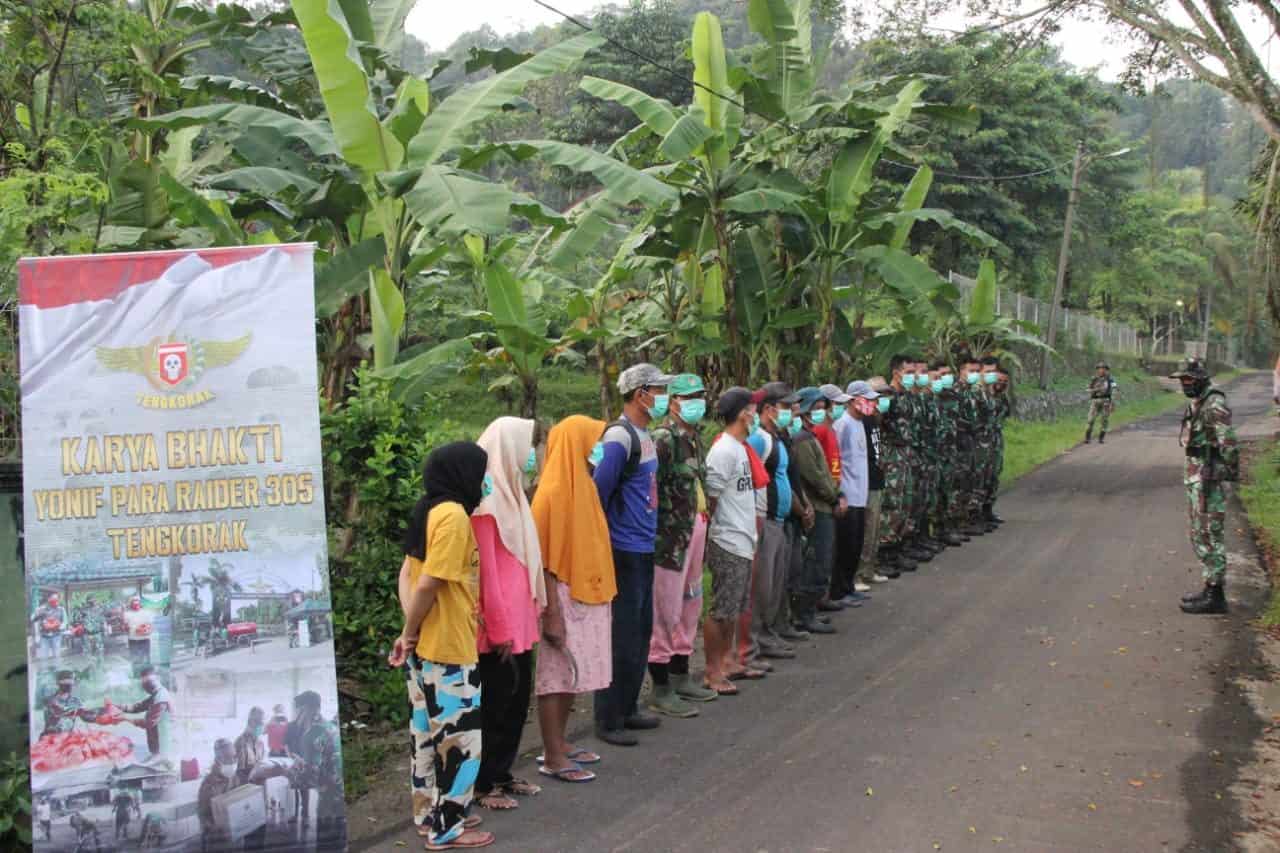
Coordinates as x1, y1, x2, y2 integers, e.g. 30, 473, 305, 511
649, 682, 699, 717
672, 672, 719, 703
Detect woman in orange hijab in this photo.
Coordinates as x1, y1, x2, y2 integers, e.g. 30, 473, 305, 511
531, 415, 616, 783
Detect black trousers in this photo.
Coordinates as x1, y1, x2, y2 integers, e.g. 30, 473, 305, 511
594, 548, 654, 730
475, 649, 533, 794
831, 507, 866, 597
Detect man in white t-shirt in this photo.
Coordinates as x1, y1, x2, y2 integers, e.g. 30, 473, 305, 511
702, 387, 759, 695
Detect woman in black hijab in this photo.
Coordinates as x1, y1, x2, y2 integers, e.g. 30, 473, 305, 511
389, 441, 496, 850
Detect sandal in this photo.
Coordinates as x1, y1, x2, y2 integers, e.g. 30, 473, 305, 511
423, 829, 495, 850
537, 762, 596, 783
536, 748, 600, 765
417, 816, 482, 837
703, 678, 738, 696
727, 667, 767, 681
500, 778, 542, 796
476, 792, 518, 811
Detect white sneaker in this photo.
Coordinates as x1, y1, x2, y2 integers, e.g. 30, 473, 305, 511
853, 582, 871, 593
871, 574, 890, 584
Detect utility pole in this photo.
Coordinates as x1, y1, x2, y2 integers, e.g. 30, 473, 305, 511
1039, 141, 1085, 389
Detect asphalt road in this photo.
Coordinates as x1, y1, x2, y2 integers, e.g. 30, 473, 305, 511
365, 374, 1276, 853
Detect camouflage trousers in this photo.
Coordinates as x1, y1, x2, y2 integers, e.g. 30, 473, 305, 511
878, 444, 914, 548
1186, 477, 1227, 585
1087, 399, 1112, 435
946, 446, 976, 529
914, 457, 943, 536
970, 440, 995, 519
408, 655, 482, 845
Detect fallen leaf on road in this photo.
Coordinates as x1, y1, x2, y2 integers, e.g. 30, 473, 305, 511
1151, 772, 1164, 780
969, 827, 977, 834
1129, 779, 1145, 788
1088, 803, 1098, 811
866, 787, 874, 797
394, 843, 407, 848
993, 837, 1005, 843
949, 786, 959, 793
934, 845, 941, 850
1020, 765, 1028, 772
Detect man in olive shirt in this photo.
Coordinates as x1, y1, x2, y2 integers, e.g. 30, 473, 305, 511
789, 388, 843, 634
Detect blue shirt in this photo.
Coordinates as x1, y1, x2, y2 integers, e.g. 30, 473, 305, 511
832, 413, 869, 508
593, 415, 659, 553
747, 428, 792, 522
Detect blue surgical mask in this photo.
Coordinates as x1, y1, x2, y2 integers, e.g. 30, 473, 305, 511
831, 404, 846, 420
811, 409, 827, 425
481, 474, 494, 498
983, 372, 998, 385
941, 374, 955, 388
788, 420, 802, 436
776, 409, 793, 429
588, 442, 604, 467
877, 397, 891, 413
752, 413, 761, 433
524, 448, 538, 475
901, 374, 917, 388
648, 393, 669, 419
931, 379, 944, 394
678, 399, 706, 425
966, 372, 980, 385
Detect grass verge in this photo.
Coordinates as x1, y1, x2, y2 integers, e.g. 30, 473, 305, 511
1237, 437, 1280, 627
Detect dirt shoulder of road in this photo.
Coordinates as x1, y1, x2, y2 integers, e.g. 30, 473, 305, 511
1227, 435, 1280, 852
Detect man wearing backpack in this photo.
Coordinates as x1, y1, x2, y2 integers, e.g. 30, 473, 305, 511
593, 363, 674, 746
1172, 358, 1239, 615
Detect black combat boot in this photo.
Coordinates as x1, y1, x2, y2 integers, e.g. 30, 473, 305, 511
942, 530, 965, 547
893, 551, 918, 572
1098, 432, 1106, 445
906, 542, 934, 562
1084, 429, 1092, 444
1180, 584, 1227, 614
1180, 585, 1209, 605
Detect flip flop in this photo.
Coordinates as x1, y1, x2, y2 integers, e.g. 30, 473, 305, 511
417, 816, 482, 837
499, 778, 542, 797
703, 679, 738, 696
475, 792, 518, 811
536, 748, 601, 765
727, 668, 767, 681
423, 828, 495, 850
537, 762, 596, 783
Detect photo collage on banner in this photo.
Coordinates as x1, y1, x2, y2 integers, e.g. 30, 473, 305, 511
18, 245, 347, 852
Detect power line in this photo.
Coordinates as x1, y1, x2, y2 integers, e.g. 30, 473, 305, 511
529, 0, 1077, 184
883, 157, 1075, 181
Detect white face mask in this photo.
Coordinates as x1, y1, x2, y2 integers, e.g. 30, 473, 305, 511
219, 762, 238, 778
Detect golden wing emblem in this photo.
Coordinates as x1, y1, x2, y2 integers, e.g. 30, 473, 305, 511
95, 345, 151, 376
200, 333, 252, 368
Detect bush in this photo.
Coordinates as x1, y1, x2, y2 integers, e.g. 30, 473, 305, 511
322, 371, 469, 725
0, 752, 31, 849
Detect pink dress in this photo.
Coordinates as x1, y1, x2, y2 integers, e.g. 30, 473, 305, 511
472, 515, 540, 655
535, 579, 612, 696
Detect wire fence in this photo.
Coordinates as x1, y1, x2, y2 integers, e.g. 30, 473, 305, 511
946, 271, 1230, 363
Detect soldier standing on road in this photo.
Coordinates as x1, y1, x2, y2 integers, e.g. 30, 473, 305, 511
1084, 362, 1116, 444
1172, 358, 1239, 615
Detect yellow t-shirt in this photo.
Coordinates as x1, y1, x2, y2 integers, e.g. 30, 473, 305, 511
411, 501, 479, 666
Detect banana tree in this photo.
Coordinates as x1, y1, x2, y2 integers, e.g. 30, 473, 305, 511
578, 11, 805, 383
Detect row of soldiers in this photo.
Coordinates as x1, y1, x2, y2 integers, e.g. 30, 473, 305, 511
875, 353, 1011, 573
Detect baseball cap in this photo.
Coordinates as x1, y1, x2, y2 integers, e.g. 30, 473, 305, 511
796, 386, 825, 413
758, 381, 800, 406
668, 373, 705, 397
819, 383, 853, 404
716, 387, 755, 422
617, 363, 675, 395
1170, 357, 1209, 380
846, 380, 880, 400
866, 375, 891, 393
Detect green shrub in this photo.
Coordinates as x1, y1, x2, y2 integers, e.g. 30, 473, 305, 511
322, 371, 469, 725
0, 752, 31, 849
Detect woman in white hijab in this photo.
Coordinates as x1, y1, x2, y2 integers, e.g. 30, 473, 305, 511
472, 417, 547, 810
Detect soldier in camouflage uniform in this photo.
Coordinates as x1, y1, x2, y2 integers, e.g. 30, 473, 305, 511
910, 360, 944, 557
986, 367, 1012, 525
1172, 358, 1239, 615
952, 357, 984, 537
978, 357, 1007, 528
930, 361, 966, 546
649, 373, 718, 717
877, 355, 919, 572
1084, 361, 1116, 444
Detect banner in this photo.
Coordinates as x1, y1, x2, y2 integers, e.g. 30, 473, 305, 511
18, 245, 347, 851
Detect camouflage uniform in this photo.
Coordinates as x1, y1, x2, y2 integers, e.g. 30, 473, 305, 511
652, 419, 706, 571
947, 386, 978, 530
1085, 373, 1115, 440
912, 391, 941, 540
877, 390, 915, 549
1181, 388, 1239, 585
932, 388, 960, 533
987, 393, 1011, 503
971, 390, 997, 522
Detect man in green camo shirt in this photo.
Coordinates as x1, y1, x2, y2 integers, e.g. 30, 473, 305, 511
930, 360, 966, 547
910, 358, 944, 557
877, 355, 920, 573
1172, 358, 1239, 615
